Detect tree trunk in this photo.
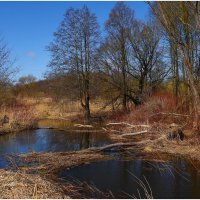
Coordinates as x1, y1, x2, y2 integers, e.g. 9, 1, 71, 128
122, 57, 127, 112
83, 96, 90, 124
180, 46, 200, 130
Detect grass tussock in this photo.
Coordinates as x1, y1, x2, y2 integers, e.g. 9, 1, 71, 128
0, 104, 37, 133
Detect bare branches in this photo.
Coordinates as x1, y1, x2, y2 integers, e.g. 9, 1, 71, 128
148, 2, 200, 129
0, 38, 16, 88
47, 6, 100, 123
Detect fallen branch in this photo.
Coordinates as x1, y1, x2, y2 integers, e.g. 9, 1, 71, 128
129, 125, 151, 128
64, 129, 103, 133
121, 130, 148, 137
106, 122, 126, 126
109, 129, 121, 133
74, 124, 93, 128
106, 122, 150, 128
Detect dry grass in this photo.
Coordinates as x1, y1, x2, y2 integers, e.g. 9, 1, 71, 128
17, 149, 110, 174
146, 136, 200, 161
0, 169, 70, 199
0, 104, 37, 133
18, 97, 109, 120
101, 92, 200, 162
105, 92, 187, 125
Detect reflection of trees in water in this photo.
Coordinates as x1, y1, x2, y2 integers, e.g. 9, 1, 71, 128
61, 158, 200, 198
79, 132, 111, 150
183, 159, 200, 198
0, 133, 14, 154
43, 131, 92, 151
17, 131, 38, 145
80, 132, 90, 149
0, 129, 111, 154
137, 159, 200, 198
0, 131, 39, 154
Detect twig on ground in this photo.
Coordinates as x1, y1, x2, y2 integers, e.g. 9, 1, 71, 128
121, 130, 148, 137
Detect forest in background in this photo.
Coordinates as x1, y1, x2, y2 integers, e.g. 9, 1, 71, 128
0, 1, 200, 132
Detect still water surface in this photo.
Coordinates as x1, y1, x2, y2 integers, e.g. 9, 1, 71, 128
59, 159, 200, 199
0, 128, 111, 168
0, 127, 200, 198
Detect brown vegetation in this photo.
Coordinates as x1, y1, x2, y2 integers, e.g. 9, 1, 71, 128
17, 149, 110, 174
0, 169, 70, 199
0, 103, 37, 134
0, 1, 199, 198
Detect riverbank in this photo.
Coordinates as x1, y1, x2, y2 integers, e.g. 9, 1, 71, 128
1, 126, 200, 199
0, 97, 106, 135
1, 100, 200, 168
1, 96, 200, 198
2, 150, 114, 199
104, 121, 200, 163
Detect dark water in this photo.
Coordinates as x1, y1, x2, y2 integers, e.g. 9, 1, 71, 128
0, 129, 111, 168
59, 159, 200, 199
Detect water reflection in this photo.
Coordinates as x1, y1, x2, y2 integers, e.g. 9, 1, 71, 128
0, 129, 111, 168
59, 159, 200, 199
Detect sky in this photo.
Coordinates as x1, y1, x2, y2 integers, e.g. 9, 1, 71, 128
0, 1, 149, 80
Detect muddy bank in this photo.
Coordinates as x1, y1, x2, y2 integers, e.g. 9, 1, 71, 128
1, 118, 200, 198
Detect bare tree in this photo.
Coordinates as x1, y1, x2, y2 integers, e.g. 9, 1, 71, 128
97, 3, 167, 108
15, 75, 37, 98
18, 75, 37, 85
98, 2, 135, 111
148, 2, 200, 130
0, 37, 16, 90
128, 19, 168, 103
47, 6, 100, 124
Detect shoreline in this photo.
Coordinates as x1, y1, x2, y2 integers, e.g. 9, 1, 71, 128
0, 117, 200, 198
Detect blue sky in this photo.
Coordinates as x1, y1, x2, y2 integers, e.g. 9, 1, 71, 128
0, 1, 149, 80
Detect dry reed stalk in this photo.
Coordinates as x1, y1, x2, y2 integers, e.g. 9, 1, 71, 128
0, 169, 70, 199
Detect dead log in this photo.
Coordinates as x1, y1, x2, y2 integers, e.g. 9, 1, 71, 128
106, 122, 127, 126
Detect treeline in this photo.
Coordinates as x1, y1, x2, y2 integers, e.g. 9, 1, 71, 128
0, 2, 199, 129
46, 2, 200, 128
